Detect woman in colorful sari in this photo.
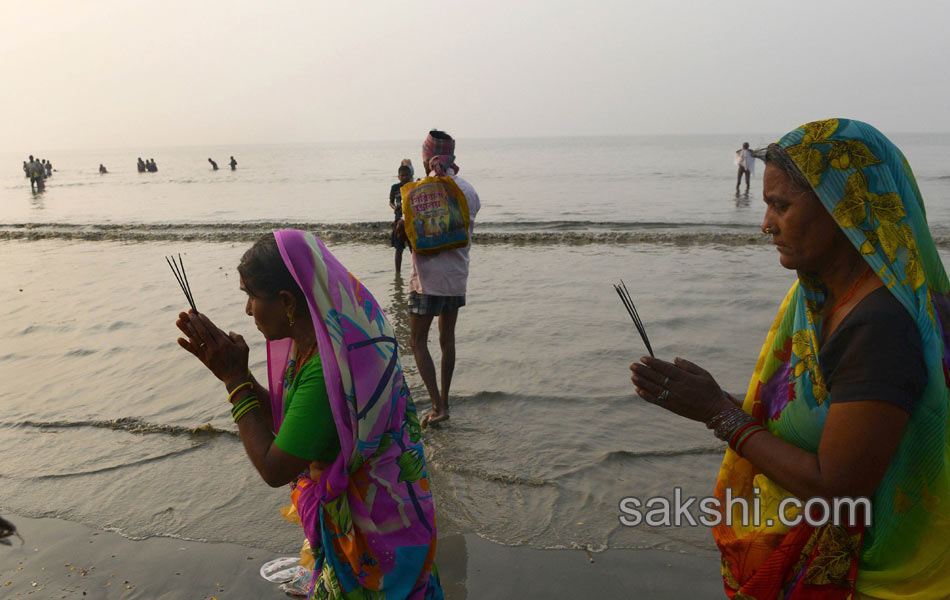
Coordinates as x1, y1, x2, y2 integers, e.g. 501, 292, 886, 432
630, 119, 950, 599
175, 230, 442, 600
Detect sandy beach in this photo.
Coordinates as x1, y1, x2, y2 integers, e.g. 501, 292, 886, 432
0, 516, 723, 599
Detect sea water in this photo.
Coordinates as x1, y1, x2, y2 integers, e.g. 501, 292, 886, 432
1, 135, 949, 555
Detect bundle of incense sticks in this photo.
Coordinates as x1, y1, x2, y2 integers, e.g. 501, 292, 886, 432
166, 253, 197, 313
614, 280, 654, 357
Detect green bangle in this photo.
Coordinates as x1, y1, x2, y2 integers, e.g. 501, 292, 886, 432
231, 396, 260, 423
230, 393, 256, 414
233, 403, 259, 423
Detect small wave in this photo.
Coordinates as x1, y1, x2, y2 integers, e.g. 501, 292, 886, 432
598, 446, 725, 461
8, 220, 950, 247
452, 390, 522, 404
430, 461, 553, 487
0, 221, 771, 247
2, 417, 236, 438
64, 348, 97, 357
546, 446, 726, 481
452, 390, 632, 407
34, 444, 204, 479
51, 181, 96, 188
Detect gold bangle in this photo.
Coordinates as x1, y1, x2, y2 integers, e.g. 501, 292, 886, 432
227, 381, 253, 404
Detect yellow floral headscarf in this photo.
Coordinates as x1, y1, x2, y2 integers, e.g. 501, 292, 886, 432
714, 119, 950, 599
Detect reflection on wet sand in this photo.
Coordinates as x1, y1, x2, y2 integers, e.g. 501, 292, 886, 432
388, 271, 411, 357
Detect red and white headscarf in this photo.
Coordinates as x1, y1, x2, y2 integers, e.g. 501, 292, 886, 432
422, 131, 459, 176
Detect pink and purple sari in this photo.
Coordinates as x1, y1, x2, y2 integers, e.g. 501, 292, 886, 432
266, 230, 442, 599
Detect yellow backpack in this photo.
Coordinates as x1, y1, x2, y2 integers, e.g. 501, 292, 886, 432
400, 176, 471, 254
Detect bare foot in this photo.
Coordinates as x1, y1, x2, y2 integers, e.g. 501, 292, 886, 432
421, 411, 450, 429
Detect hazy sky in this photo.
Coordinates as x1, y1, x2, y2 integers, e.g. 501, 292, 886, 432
3, 0, 949, 149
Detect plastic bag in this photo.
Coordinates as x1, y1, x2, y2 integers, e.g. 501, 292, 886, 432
280, 502, 302, 526
279, 569, 312, 597
298, 538, 316, 570
260, 556, 308, 583
400, 176, 471, 254
279, 503, 316, 570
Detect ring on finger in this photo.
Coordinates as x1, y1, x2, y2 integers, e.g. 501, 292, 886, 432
658, 389, 670, 402
662, 376, 671, 387
199, 342, 206, 348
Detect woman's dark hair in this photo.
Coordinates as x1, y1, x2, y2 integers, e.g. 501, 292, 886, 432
238, 234, 306, 310
762, 143, 812, 192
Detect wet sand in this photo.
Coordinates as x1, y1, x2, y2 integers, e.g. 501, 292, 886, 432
0, 516, 723, 599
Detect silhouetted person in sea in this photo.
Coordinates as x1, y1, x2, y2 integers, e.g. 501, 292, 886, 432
147, 158, 158, 173
99, 164, 108, 174
27, 155, 45, 192
389, 164, 413, 274
208, 158, 219, 170
45, 160, 52, 177
137, 157, 146, 173
229, 156, 237, 170
735, 142, 756, 194
22, 161, 29, 177
27, 155, 36, 190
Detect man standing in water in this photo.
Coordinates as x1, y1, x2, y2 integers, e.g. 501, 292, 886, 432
28, 156, 45, 192
402, 130, 480, 427
208, 158, 219, 170
27, 155, 37, 191
229, 156, 237, 170
389, 164, 413, 274
735, 141, 755, 194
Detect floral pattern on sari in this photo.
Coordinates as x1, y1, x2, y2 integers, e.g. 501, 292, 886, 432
269, 231, 443, 600
714, 119, 950, 599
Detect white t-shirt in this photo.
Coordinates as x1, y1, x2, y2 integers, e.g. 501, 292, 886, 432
408, 171, 481, 297
736, 148, 755, 174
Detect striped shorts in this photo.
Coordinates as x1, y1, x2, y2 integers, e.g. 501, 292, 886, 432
408, 291, 466, 316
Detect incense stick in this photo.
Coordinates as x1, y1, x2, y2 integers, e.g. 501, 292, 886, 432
166, 254, 198, 313
165, 256, 188, 302
614, 280, 654, 357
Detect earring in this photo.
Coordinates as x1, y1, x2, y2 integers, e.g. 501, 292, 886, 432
287, 312, 295, 326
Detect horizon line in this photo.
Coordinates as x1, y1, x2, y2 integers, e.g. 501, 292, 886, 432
9, 130, 950, 155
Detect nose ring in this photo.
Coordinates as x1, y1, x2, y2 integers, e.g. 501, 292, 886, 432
764, 227, 774, 234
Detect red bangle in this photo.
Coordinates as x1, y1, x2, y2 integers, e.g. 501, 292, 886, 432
728, 421, 758, 449
735, 426, 768, 457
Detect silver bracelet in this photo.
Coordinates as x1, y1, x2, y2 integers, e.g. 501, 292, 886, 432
706, 407, 755, 441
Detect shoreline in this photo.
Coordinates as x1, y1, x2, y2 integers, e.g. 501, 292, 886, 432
0, 515, 724, 599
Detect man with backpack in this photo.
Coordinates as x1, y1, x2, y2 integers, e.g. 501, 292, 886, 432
400, 129, 481, 427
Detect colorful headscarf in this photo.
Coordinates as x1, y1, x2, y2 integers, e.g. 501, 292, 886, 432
422, 132, 458, 176
266, 230, 442, 600
713, 120, 950, 599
